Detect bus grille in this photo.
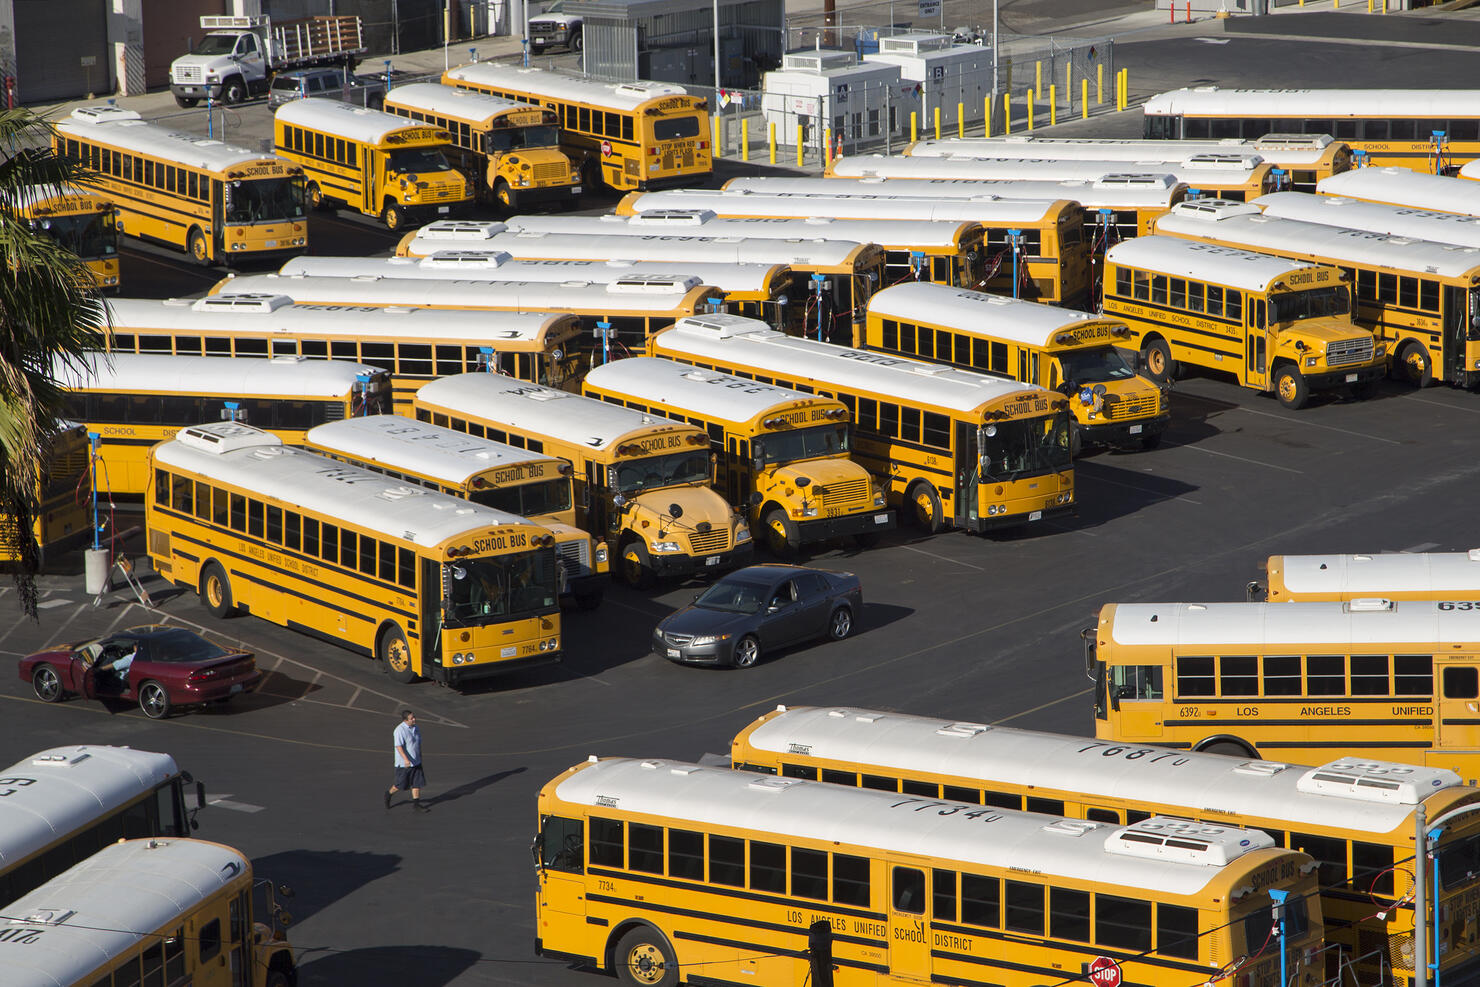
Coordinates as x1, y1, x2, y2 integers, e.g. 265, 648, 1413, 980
688, 528, 729, 554
430, 186, 461, 201
818, 478, 869, 508
1104, 393, 1158, 421
555, 537, 591, 576
174, 65, 203, 84
533, 162, 567, 183
1327, 337, 1374, 367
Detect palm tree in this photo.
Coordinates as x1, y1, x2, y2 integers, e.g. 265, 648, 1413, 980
0, 108, 109, 618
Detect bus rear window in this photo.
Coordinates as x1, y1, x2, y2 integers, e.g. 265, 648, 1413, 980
654, 117, 700, 141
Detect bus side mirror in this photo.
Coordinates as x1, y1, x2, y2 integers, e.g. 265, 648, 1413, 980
195, 780, 207, 810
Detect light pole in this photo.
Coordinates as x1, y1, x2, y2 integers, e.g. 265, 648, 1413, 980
992, 0, 999, 96
713, 0, 722, 94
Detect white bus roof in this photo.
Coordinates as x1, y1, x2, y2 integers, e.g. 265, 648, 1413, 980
1153, 199, 1480, 279
554, 757, 1281, 896
0, 747, 180, 875
742, 706, 1463, 833
444, 62, 692, 113
1143, 87, 1480, 118
1460, 160, 1480, 181
626, 188, 1069, 224
415, 230, 873, 268
1105, 235, 1323, 293
507, 211, 978, 248
54, 352, 384, 397
584, 358, 840, 427
654, 314, 1042, 415
2, 839, 248, 987
830, 153, 1268, 185
106, 295, 574, 346
1255, 191, 1480, 250
306, 415, 560, 487
278, 254, 784, 295
57, 106, 281, 173
1318, 167, 1480, 219
416, 374, 695, 452
725, 174, 1188, 209
908, 134, 1341, 167
1104, 599, 1480, 647
154, 422, 545, 548
867, 283, 1127, 347
216, 272, 714, 313
1274, 550, 1480, 597
385, 82, 537, 124
273, 98, 445, 145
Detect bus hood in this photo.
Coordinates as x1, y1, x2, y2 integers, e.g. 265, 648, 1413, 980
630, 486, 741, 533
1279, 318, 1377, 345
768, 458, 872, 498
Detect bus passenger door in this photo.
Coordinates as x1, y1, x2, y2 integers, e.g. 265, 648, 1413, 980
1444, 285, 1469, 384
362, 151, 378, 214
1246, 300, 1268, 390
1431, 656, 1480, 770
953, 422, 979, 529
887, 863, 932, 982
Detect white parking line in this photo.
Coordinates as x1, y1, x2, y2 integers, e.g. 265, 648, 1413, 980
897, 544, 984, 571
1184, 444, 1304, 475
36, 599, 71, 609
206, 794, 265, 814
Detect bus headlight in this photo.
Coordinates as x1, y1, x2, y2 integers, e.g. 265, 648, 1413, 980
1305, 356, 1318, 367
595, 545, 609, 563
651, 540, 682, 553
539, 637, 559, 651
451, 652, 474, 664
873, 490, 886, 507
798, 504, 819, 518
736, 525, 752, 543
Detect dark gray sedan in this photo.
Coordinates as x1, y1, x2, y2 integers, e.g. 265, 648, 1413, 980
652, 564, 863, 669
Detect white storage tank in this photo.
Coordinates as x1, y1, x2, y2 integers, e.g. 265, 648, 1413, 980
864, 34, 992, 129
761, 50, 918, 147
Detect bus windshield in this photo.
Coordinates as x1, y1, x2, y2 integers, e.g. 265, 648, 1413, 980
38, 210, 117, 258
1269, 286, 1349, 322
1057, 345, 1136, 385
389, 147, 454, 174
753, 424, 849, 466
613, 449, 711, 495
487, 125, 560, 152
223, 176, 306, 224
475, 478, 572, 517
444, 548, 558, 623
982, 413, 1072, 478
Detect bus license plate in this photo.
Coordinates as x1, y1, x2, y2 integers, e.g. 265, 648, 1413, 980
874, 514, 889, 524
265, 240, 277, 248
1129, 424, 1143, 434
437, 206, 450, 213
667, 648, 680, 658
1345, 373, 1358, 383
705, 555, 721, 566
1029, 510, 1043, 521
572, 186, 583, 194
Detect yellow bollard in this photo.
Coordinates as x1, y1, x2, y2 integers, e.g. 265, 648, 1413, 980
769, 122, 776, 164
1035, 61, 1042, 98
911, 111, 918, 142
713, 113, 721, 156
934, 106, 941, 139
985, 97, 992, 137
1028, 89, 1035, 131
1050, 85, 1057, 126
824, 127, 832, 169
1066, 62, 1072, 103
1367, 0, 1372, 11
1097, 64, 1104, 105
1082, 79, 1089, 119
1004, 92, 1011, 134
796, 124, 804, 168
958, 102, 964, 138
741, 117, 749, 163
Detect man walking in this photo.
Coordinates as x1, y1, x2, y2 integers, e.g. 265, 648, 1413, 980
385, 709, 430, 812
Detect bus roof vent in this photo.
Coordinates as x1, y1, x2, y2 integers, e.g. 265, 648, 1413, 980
1297, 760, 1459, 804
834, 709, 885, 723
1094, 173, 1179, 190
1181, 152, 1264, 170
269, 355, 309, 365
193, 293, 295, 313
627, 210, 715, 225
1468, 548, 1480, 561
748, 775, 802, 793
636, 759, 701, 776
1346, 597, 1394, 612
417, 220, 507, 239
1109, 817, 1272, 866
681, 369, 724, 383
1255, 134, 1331, 150
1231, 760, 1289, 777
936, 721, 991, 738
30, 749, 91, 768
909, 364, 952, 376
1043, 819, 1099, 837
609, 275, 700, 293
422, 250, 513, 268
1169, 200, 1259, 220
176, 422, 281, 455
673, 314, 770, 339
69, 105, 142, 124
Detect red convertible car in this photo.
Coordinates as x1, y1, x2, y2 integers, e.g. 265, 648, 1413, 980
20, 624, 261, 719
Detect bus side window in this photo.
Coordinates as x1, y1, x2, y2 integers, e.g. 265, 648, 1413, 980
1444, 665, 1479, 699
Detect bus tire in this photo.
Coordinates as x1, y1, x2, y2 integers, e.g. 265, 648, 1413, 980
174, 95, 198, 108
762, 506, 799, 558
138, 681, 173, 720
187, 228, 210, 267
493, 179, 515, 211
1273, 364, 1309, 410
1141, 336, 1174, 384
379, 625, 418, 684
907, 482, 944, 534
200, 562, 239, 619
1396, 341, 1434, 387
221, 76, 247, 105
613, 925, 677, 986
380, 202, 404, 230
306, 182, 325, 210
1069, 421, 1084, 458
620, 541, 653, 589
1198, 738, 1257, 758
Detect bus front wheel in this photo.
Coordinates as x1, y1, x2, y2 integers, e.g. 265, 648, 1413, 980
200, 563, 239, 619
1141, 337, 1174, 384
763, 507, 799, 558
908, 482, 944, 534
494, 180, 515, 211
1273, 365, 1309, 410
620, 542, 654, 590
379, 626, 418, 684
188, 228, 211, 267
614, 926, 676, 986
380, 202, 404, 230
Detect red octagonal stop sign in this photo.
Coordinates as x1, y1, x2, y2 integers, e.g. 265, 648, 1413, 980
600, 139, 613, 157
1088, 956, 1122, 987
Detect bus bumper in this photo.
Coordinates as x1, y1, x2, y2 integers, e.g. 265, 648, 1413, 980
796, 509, 895, 544
642, 173, 714, 192
1303, 364, 1385, 392
431, 649, 560, 687
649, 542, 754, 579
970, 501, 1075, 533
505, 183, 583, 210
1083, 413, 1170, 450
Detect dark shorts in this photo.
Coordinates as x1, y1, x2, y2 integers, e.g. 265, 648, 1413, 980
394, 764, 426, 790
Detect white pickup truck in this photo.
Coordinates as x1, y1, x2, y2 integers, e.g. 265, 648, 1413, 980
169, 14, 367, 108
528, 0, 584, 55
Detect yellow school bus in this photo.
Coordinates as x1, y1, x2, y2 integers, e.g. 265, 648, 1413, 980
274, 98, 473, 229
1087, 598, 1480, 782
2, 184, 119, 291
0, 421, 90, 570
443, 62, 712, 192
583, 357, 894, 555
383, 83, 581, 210
1101, 235, 1385, 409
305, 415, 609, 609
733, 703, 1480, 985
54, 105, 307, 266
148, 422, 562, 685
865, 282, 1169, 452
650, 314, 1074, 534
534, 756, 1327, 987
415, 373, 751, 587
1255, 549, 1480, 602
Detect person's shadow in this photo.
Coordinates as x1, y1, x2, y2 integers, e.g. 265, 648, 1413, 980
421, 767, 525, 809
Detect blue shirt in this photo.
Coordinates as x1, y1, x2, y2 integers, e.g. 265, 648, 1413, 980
393, 721, 422, 767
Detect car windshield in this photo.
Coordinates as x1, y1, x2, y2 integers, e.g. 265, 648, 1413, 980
388, 147, 453, 174
1056, 345, 1136, 385
36, 211, 116, 258
613, 450, 710, 495
476, 478, 572, 518
694, 577, 771, 614
223, 176, 306, 223
1269, 286, 1350, 322
754, 425, 848, 467
191, 35, 238, 56
487, 125, 560, 152
443, 548, 558, 625
981, 412, 1072, 478
137, 629, 232, 663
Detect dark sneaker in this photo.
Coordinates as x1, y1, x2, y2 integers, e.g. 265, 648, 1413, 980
383, 790, 392, 810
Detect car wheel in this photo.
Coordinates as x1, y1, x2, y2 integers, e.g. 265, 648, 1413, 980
188, 228, 211, 267
200, 562, 238, 618
32, 665, 64, 703
614, 926, 676, 987
1273, 365, 1309, 410
175, 95, 199, 108
731, 634, 761, 669
380, 626, 418, 684
1141, 336, 1174, 384
762, 507, 798, 558
221, 76, 247, 105
381, 202, 403, 230
828, 606, 853, 641
138, 681, 173, 719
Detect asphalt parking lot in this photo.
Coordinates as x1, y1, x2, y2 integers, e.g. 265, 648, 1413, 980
10, 10, 1480, 985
